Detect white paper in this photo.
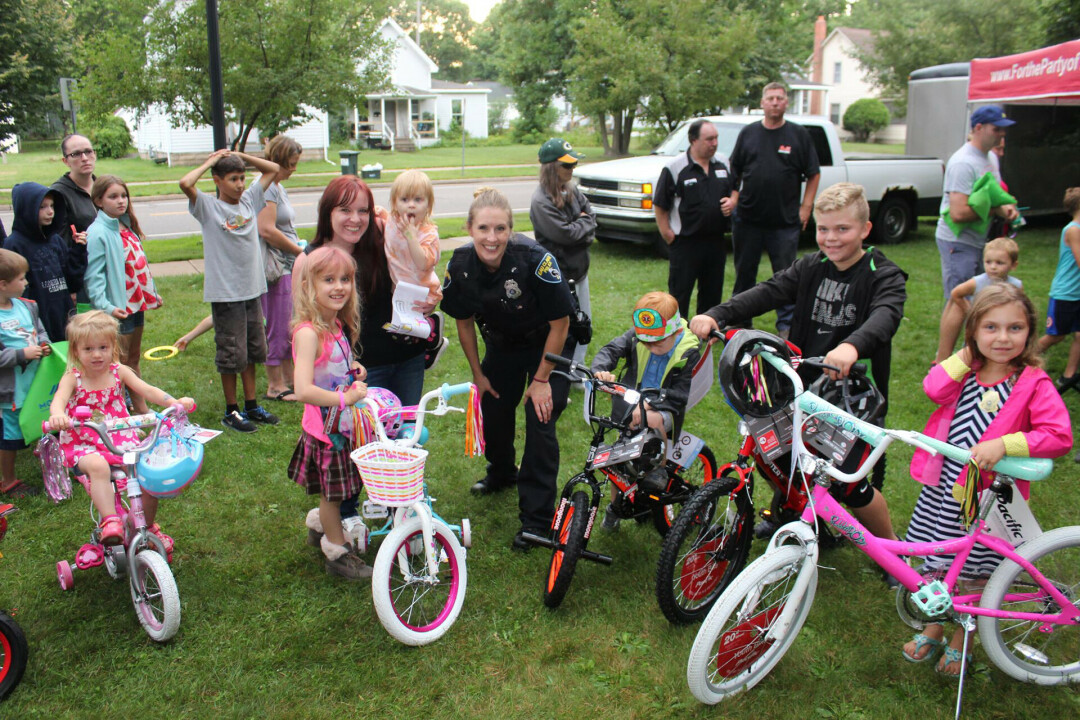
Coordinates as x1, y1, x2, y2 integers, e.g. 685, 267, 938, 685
180, 425, 223, 444
385, 281, 432, 338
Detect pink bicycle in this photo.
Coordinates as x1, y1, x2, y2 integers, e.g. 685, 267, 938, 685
41, 405, 202, 642
687, 332, 1080, 714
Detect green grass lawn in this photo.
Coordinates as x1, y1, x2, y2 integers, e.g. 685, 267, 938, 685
3, 220, 1080, 718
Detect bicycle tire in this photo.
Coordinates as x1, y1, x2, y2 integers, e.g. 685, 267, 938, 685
543, 490, 590, 609
655, 473, 752, 624
130, 550, 181, 642
372, 515, 466, 646
651, 445, 718, 537
978, 525, 1080, 685
0, 611, 28, 701
687, 544, 816, 704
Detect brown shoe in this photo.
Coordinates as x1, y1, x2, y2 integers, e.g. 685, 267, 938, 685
325, 550, 373, 581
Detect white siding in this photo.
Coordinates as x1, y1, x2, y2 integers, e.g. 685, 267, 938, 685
379, 21, 434, 89
820, 32, 906, 143
435, 93, 489, 138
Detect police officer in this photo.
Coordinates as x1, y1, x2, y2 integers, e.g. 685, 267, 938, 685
441, 187, 575, 550
653, 119, 734, 319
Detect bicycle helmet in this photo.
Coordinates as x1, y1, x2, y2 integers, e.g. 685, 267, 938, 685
717, 330, 795, 418
367, 387, 404, 439
137, 430, 204, 499
808, 370, 885, 424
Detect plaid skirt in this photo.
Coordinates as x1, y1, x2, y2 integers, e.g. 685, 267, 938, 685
287, 431, 362, 502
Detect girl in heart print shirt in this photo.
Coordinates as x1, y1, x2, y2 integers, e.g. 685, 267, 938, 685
85, 175, 162, 390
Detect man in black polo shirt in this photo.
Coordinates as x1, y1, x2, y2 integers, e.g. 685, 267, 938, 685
653, 120, 734, 318
729, 82, 820, 338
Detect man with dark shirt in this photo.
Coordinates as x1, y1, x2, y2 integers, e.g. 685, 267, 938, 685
653, 120, 735, 318
728, 82, 821, 337
50, 134, 95, 298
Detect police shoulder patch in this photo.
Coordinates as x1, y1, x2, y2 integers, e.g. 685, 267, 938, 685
535, 253, 562, 284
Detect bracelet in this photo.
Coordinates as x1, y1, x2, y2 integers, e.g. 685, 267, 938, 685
533, 376, 549, 384
337, 389, 346, 411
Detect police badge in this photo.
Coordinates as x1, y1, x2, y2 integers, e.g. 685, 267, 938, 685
505, 279, 522, 299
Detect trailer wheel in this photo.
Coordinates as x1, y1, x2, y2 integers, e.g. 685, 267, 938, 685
874, 196, 914, 245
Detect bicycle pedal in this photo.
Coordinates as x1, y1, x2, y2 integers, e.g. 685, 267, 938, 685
362, 500, 389, 519
911, 580, 953, 617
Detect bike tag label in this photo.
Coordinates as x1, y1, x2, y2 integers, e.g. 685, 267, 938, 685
667, 431, 705, 469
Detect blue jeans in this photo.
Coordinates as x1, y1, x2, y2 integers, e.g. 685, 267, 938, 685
732, 220, 800, 331
340, 352, 426, 520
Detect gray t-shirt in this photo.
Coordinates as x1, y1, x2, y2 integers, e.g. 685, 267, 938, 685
189, 183, 267, 302
263, 181, 299, 273
935, 142, 995, 249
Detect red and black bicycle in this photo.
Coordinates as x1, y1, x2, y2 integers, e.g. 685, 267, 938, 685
0, 503, 28, 701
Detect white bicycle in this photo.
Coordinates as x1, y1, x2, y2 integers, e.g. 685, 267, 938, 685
350, 382, 482, 646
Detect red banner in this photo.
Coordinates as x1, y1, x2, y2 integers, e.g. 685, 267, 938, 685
969, 39, 1080, 103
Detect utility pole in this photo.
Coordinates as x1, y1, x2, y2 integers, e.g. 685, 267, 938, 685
206, 0, 227, 150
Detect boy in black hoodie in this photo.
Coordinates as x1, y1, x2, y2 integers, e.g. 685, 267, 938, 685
2, 182, 82, 341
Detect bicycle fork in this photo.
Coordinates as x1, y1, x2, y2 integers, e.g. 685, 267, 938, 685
762, 523, 819, 642
395, 503, 440, 581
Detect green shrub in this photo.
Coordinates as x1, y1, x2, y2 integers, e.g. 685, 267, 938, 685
87, 115, 132, 159
842, 98, 890, 143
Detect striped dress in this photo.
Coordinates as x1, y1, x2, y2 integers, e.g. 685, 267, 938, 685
905, 372, 1014, 578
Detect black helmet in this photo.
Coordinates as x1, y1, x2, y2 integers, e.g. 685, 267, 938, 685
717, 330, 795, 418
808, 370, 885, 424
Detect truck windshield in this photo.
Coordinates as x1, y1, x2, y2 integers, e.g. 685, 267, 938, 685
652, 121, 744, 157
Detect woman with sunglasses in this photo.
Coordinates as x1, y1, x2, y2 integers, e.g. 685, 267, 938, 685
529, 138, 596, 368
50, 134, 96, 300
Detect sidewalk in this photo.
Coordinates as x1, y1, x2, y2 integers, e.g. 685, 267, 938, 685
149, 234, 482, 277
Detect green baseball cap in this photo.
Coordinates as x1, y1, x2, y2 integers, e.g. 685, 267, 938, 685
538, 138, 584, 164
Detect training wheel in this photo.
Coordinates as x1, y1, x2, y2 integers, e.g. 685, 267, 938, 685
461, 518, 472, 549
143, 345, 179, 361
57, 560, 74, 590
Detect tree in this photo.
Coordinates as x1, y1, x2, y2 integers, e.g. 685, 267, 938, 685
391, 0, 477, 83
853, 0, 1043, 111
568, 0, 756, 155
78, 0, 393, 151
1038, 0, 1080, 45
843, 98, 889, 141
0, 0, 73, 139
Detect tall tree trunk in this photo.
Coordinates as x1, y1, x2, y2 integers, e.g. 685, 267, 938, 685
618, 110, 635, 155
597, 113, 611, 156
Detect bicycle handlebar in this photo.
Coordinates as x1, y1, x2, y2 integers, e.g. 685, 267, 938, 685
41, 405, 187, 460
361, 382, 475, 448
440, 382, 473, 399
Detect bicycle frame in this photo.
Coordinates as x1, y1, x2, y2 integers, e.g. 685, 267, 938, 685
753, 350, 1077, 637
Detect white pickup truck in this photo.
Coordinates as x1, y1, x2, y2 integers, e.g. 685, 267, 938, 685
574, 115, 944, 255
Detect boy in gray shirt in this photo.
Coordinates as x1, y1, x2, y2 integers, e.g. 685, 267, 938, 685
180, 150, 280, 433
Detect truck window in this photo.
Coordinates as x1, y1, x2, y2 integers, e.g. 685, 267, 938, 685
806, 125, 833, 167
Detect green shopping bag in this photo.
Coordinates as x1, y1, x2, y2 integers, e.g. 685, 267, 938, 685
19, 341, 68, 443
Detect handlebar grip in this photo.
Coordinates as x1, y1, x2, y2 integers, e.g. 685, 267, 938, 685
41, 420, 53, 433
545, 352, 571, 367
440, 382, 473, 399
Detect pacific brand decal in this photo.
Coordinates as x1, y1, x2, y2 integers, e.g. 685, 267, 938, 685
829, 515, 867, 546
995, 499, 1025, 541
988, 51, 1080, 82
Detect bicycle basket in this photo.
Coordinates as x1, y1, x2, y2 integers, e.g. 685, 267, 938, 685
717, 330, 795, 418
137, 430, 204, 498
350, 441, 427, 506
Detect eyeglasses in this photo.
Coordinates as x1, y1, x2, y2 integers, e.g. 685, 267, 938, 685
560, 162, 577, 170
64, 148, 96, 159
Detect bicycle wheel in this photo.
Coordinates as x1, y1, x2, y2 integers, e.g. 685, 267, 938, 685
978, 526, 1080, 685
543, 490, 590, 609
687, 544, 816, 704
655, 473, 752, 624
651, 445, 718, 537
0, 611, 28, 701
129, 549, 181, 642
372, 516, 466, 646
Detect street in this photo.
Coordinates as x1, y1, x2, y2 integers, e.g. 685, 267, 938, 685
1, 178, 537, 240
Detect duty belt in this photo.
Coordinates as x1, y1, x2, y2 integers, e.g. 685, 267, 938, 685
478, 320, 550, 349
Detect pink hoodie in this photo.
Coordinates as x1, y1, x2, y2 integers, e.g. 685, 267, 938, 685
909, 355, 1072, 499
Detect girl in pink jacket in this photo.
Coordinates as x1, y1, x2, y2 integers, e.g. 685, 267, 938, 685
903, 283, 1072, 676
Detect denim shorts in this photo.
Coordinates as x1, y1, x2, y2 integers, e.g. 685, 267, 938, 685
118, 310, 145, 336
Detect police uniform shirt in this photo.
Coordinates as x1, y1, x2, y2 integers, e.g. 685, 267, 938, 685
653, 150, 733, 239
440, 235, 574, 341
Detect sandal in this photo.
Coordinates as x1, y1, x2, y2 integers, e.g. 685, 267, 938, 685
266, 389, 297, 402
148, 523, 174, 555
935, 646, 973, 677
98, 515, 124, 546
902, 632, 945, 663
0, 480, 41, 498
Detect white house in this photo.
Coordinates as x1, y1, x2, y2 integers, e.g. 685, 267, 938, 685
358, 18, 490, 150
120, 105, 331, 167
807, 17, 906, 143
